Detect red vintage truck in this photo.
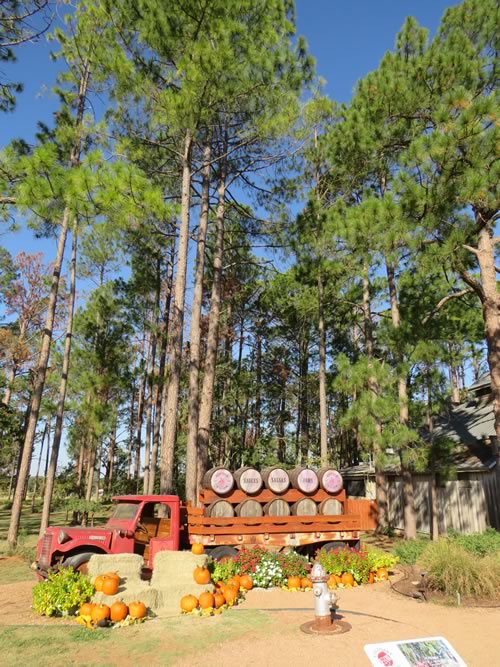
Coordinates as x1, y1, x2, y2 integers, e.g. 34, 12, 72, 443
35, 489, 372, 578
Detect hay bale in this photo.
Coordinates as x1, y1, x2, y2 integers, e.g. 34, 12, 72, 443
88, 553, 144, 584
151, 551, 207, 589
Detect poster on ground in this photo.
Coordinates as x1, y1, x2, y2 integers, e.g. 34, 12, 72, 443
364, 636, 467, 667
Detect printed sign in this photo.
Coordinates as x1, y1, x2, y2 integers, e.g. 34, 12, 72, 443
364, 637, 467, 667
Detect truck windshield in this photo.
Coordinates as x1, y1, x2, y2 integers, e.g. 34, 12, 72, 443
108, 503, 140, 521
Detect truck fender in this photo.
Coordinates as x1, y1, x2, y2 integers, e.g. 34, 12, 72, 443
210, 546, 238, 562
61, 549, 105, 575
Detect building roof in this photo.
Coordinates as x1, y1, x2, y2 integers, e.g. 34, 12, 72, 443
432, 395, 495, 446
468, 373, 491, 392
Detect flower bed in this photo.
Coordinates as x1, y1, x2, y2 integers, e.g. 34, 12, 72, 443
207, 545, 397, 591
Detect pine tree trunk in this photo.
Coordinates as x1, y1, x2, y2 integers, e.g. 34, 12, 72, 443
426, 372, 439, 540
362, 267, 388, 531
143, 317, 158, 493
85, 440, 96, 502
105, 424, 116, 494
76, 442, 85, 496
318, 271, 328, 466
160, 129, 193, 494
386, 259, 417, 540
300, 339, 309, 463
149, 258, 174, 495
39, 226, 78, 537
196, 159, 226, 495
7, 63, 89, 549
134, 332, 150, 481
185, 144, 211, 504
127, 381, 135, 480
255, 326, 262, 444
30, 422, 48, 513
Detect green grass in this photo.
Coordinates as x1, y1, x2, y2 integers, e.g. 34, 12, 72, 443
0, 609, 273, 666
0, 557, 35, 585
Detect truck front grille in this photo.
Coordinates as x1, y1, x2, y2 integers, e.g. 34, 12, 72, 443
39, 534, 52, 569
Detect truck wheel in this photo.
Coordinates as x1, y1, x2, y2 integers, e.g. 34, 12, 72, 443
321, 541, 346, 553
63, 552, 95, 575
210, 546, 238, 563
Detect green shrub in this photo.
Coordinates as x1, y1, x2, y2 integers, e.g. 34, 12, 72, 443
316, 546, 372, 584
417, 541, 500, 599
393, 539, 429, 565
448, 528, 500, 558
365, 548, 399, 571
209, 558, 239, 584
32, 567, 94, 616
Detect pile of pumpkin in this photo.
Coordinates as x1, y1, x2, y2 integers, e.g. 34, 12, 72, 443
75, 571, 147, 629
326, 567, 389, 589
181, 560, 253, 617
282, 576, 313, 591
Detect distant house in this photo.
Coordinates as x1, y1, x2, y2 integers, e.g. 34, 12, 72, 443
341, 375, 500, 534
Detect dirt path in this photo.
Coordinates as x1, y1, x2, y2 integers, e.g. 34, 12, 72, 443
174, 583, 499, 667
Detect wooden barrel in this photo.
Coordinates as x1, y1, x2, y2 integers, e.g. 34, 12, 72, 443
263, 499, 291, 516
235, 499, 264, 517
289, 467, 319, 494
202, 467, 234, 495
261, 467, 290, 494
291, 498, 318, 516
206, 500, 235, 517
234, 467, 263, 495
318, 498, 343, 515
318, 467, 343, 494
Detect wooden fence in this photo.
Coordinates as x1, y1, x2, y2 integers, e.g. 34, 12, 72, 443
354, 470, 500, 535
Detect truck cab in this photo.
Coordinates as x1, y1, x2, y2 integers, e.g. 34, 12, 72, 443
35, 495, 180, 578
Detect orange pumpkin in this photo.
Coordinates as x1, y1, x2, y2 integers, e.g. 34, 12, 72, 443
222, 583, 239, 598
287, 576, 302, 589
327, 574, 337, 589
94, 575, 106, 592
128, 601, 147, 619
301, 577, 312, 589
240, 575, 253, 590
213, 592, 225, 608
215, 580, 224, 589
191, 543, 205, 555
104, 572, 120, 584
91, 604, 110, 623
227, 575, 241, 590
223, 586, 237, 604
102, 576, 119, 596
180, 595, 199, 612
193, 566, 211, 585
79, 602, 95, 616
368, 571, 375, 584
376, 567, 389, 581
110, 601, 128, 622
199, 591, 215, 609
334, 574, 342, 584
341, 572, 354, 587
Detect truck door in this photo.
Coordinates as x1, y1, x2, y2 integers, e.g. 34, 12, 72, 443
135, 501, 179, 566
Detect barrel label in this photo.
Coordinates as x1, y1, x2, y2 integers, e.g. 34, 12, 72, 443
297, 469, 319, 493
322, 470, 343, 493
267, 468, 289, 492
239, 469, 263, 493
211, 469, 233, 494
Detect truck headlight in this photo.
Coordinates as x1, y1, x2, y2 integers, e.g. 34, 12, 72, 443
58, 530, 71, 544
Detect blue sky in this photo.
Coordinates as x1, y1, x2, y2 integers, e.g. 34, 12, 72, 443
1, 0, 456, 259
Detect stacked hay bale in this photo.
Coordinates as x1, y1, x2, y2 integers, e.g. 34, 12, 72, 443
89, 552, 209, 614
